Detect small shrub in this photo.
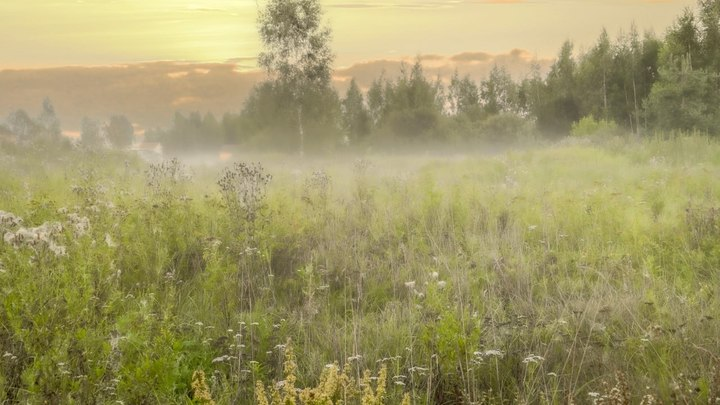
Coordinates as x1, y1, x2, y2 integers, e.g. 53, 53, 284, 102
571, 116, 621, 137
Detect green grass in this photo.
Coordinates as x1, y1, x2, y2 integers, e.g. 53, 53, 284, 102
0, 136, 719, 404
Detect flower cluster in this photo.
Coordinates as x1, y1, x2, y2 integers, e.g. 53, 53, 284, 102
1, 210, 93, 258
3, 218, 66, 257
0, 210, 23, 229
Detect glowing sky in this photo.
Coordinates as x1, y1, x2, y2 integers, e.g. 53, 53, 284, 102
1, 0, 696, 70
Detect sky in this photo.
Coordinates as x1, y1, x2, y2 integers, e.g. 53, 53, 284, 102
0, 0, 698, 130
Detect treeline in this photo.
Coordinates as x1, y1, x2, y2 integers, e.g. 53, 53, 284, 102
147, 0, 718, 153
0, 98, 135, 150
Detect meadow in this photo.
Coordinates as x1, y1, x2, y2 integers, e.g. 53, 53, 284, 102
1, 135, 719, 404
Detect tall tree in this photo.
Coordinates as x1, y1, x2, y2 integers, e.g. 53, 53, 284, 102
341, 79, 371, 142
662, 8, 701, 69
81, 117, 103, 148
105, 115, 134, 149
480, 65, 518, 115
367, 75, 387, 128
38, 98, 61, 139
6, 110, 38, 142
382, 60, 444, 139
699, 0, 720, 82
257, 0, 334, 155
536, 41, 581, 136
447, 70, 481, 118
577, 29, 612, 119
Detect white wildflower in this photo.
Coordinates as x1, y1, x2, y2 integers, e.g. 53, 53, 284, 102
476, 350, 505, 359
48, 242, 67, 257
3, 232, 16, 245
105, 233, 117, 248
404, 281, 416, 289
212, 355, 231, 363
0, 211, 23, 228
522, 355, 545, 364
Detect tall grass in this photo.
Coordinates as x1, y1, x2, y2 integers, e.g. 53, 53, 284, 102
0, 136, 719, 403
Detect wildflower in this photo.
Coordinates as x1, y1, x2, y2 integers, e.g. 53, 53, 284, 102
0, 211, 23, 229
475, 350, 505, 359
67, 213, 90, 236
105, 233, 117, 248
48, 242, 67, 257
212, 355, 231, 363
191, 370, 215, 405
3, 232, 15, 245
437, 280, 447, 289
522, 355, 545, 364
404, 281, 416, 289
430, 271, 439, 279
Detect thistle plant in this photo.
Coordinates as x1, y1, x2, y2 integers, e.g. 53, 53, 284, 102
217, 162, 272, 233
145, 157, 192, 203
302, 169, 331, 209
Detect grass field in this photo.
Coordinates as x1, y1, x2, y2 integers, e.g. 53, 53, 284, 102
1, 136, 719, 404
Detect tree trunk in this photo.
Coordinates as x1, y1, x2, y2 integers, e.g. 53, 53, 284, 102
603, 70, 608, 119
632, 76, 641, 136
297, 105, 305, 158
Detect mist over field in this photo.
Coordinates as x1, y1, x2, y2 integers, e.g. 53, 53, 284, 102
2, 0, 720, 404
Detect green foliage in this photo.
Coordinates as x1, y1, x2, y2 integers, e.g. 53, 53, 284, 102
5, 99, 62, 143
341, 79, 371, 143
158, 112, 225, 153
478, 113, 535, 143
240, 81, 341, 153
447, 71, 481, 118
379, 60, 445, 140
571, 115, 620, 137
80, 116, 103, 148
105, 115, 135, 149
480, 65, 519, 116
645, 56, 720, 133
535, 41, 581, 136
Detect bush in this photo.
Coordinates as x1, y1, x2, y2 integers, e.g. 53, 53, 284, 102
478, 113, 536, 143
571, 115, 621, 137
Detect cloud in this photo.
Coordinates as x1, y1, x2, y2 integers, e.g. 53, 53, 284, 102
334, 49, 553, 92
451, 52, 494, 62
0, 62, 263, 131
